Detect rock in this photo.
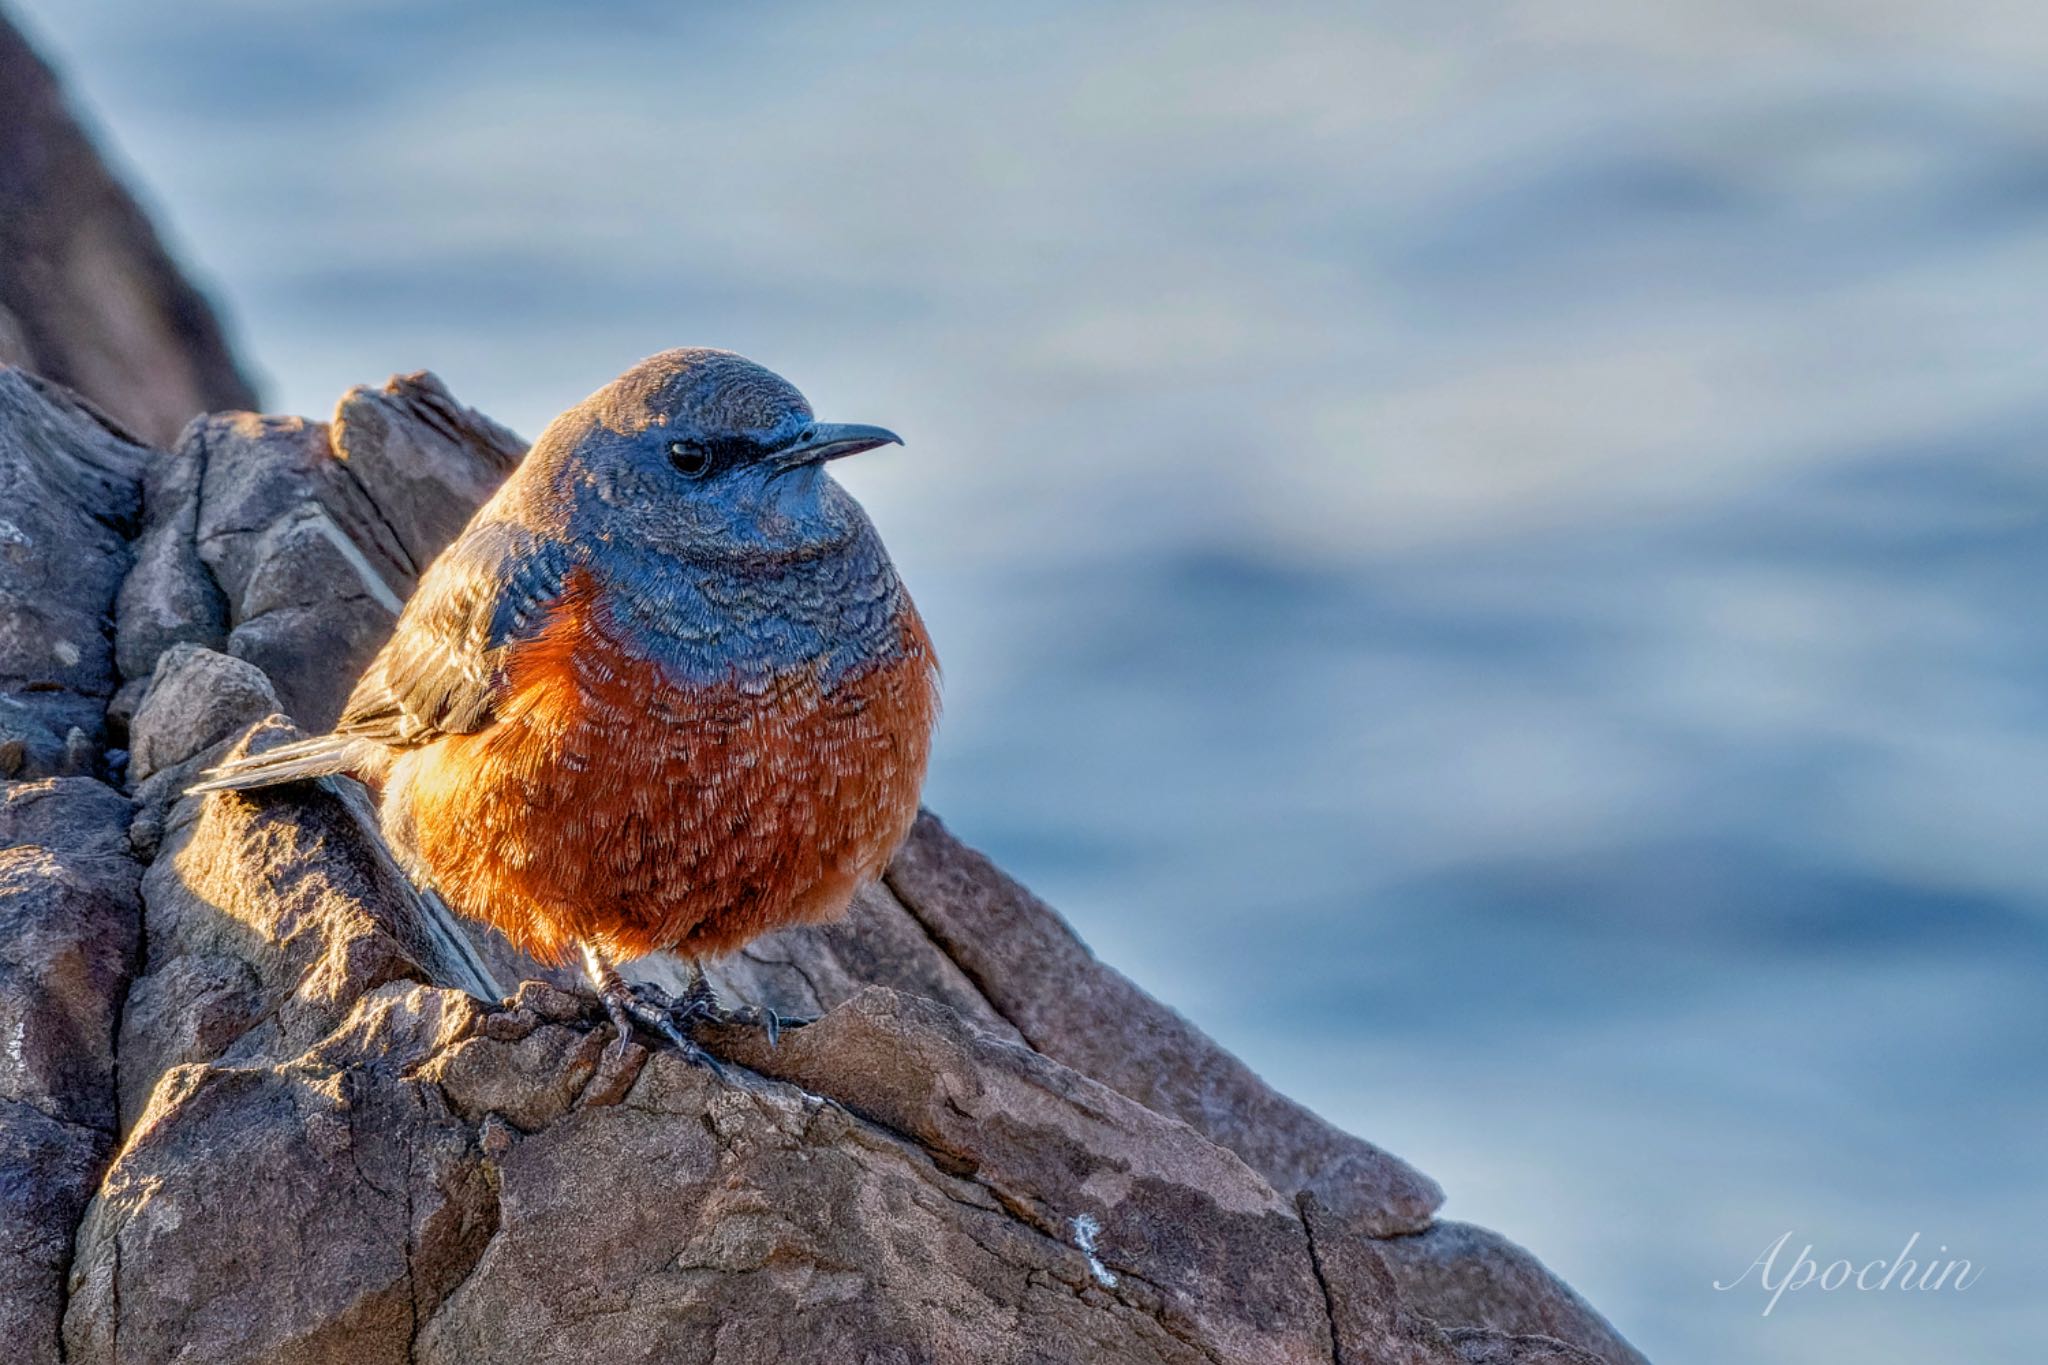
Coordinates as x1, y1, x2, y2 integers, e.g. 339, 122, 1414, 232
70, 972, 1348, 1364
1447, 1333, 1611, 1365
0, 847, 136, 1130
0, 772, 132, 861
225, 600, 396, 732
421, 988, 1337, 1364
125, 642, 279, 784
0, 13, 258, 447
104, 675, 150, 739
713, 988, 1335, 1362
330, 370, 525, 573
1375, 1223, 1649, 1365
1300, 1193, 1473, 1365
0, 368, 150, 777
723, 878, 1028, 1042
0, 778, 140, 1130
182, 411, 409, 727
0, 775, 142, 1365
113, 436, 227, 681
886, 812, 1443, 1237
68, 984, 493, 1365
162, 381, 520, 729
1298, 1195, 1610, 1365
117, 714, 501, 1123
111, 949, 261, 1129
0, 1098, 107, 1365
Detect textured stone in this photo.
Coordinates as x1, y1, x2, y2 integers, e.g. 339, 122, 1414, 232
125, 642, 280, 784
417, 987, 1334, 1365
0, 774, 142, 1364
181, 410, 407, 728
1376, 1222, 1649, 1365
120, 716, 497, 1114
668, 878, 1027, 1045
227, 599, 397, 732
114, 436, 227, 681
0, 368, 149, 776
112, 948, 261, 1130
0, 848, 136, 1130
0, 778, 140, 1137
0, 14, 258, 448
0, 1098, 105, 1365
1449, 1332, 1611, 1365
330, 370, 524, 573
0, 773, 133, 867
1298, 1194, 1610, 1365
887, 811, 1444, 1237
714, 987, 1336, 1363
66, 984, 493, 1365
176, 389, 517, 730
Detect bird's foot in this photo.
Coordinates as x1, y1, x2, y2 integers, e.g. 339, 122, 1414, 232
672, 972, 813, 1049
593, 976, 727, 1078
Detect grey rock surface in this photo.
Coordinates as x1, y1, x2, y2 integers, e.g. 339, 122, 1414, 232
113, 437, 227, 681
1377, 1223, 1649, 1365
0, 368, 148, 779
125, 641, 279, 785
170, 377, 522, 730
330, 370, 525, 573
0, 776, 141, 1365
886, 812, 1445, 1237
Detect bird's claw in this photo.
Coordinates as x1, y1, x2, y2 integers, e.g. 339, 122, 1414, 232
595, 976, 726, 1078
590, 961, 812, 1071
669, 974, 812, 1048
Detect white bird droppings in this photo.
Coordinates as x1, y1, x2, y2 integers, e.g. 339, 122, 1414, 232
1071, 1214, 1117, 1288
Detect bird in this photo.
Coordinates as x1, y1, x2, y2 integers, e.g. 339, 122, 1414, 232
190, 348, 940, 1067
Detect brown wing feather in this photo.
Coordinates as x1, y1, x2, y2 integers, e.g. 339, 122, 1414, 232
337, 522, 571, 749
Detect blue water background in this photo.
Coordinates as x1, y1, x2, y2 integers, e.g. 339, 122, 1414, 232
14, 3, 2047, 1359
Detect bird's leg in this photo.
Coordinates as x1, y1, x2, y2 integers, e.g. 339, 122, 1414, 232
579, 942, 725, 1077
669, 959, 810, 1048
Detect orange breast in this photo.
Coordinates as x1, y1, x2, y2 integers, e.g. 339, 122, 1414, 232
399, 570, 939, 965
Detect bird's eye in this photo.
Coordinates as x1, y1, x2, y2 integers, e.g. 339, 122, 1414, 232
667, 440, 710, 478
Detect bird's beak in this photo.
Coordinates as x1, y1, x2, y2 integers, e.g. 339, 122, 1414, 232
770, 422, 903, 472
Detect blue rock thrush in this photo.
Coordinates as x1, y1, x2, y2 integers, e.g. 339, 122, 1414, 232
192, 349, 941, 1066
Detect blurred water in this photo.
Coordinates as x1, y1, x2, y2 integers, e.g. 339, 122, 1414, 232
14, 2, 2047, 1358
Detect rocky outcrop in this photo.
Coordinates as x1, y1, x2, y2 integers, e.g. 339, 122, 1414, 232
0, 368, 149, 779
0, 11, 259, 448
0, 363, 1647, 1363
0, 366, 150, 1363
179, 373, 523, 729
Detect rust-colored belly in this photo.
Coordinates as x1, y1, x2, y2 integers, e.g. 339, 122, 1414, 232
399, 585, 939, 965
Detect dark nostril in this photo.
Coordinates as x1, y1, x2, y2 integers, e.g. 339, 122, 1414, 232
801, 428, 815, 443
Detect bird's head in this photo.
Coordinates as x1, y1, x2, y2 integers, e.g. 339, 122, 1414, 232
535, 348, 901, 561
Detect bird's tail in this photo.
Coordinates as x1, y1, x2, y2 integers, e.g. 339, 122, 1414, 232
186, 734, 369, 794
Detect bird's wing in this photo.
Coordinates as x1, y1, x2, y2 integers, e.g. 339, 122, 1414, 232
335, 522, 573, 749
